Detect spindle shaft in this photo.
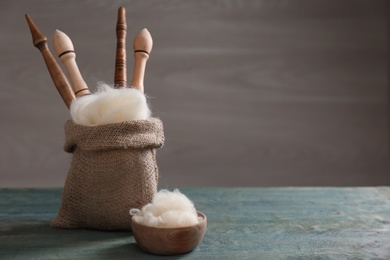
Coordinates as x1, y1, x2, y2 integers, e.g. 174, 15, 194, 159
53, 30, 90, 97
25, 14, 75, 108
131, 28, 153, 93
114, 6, 127, 88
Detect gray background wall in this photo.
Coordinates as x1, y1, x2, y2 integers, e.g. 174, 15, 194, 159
0, 0, 389, 187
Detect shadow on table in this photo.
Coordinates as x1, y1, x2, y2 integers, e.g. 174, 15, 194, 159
0, 220, 186, 259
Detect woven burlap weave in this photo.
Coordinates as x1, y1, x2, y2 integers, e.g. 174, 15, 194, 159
51, 118, 164, 230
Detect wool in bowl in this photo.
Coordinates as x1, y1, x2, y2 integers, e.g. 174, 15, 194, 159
130, 189, 201, 228
70, 83, 151, 126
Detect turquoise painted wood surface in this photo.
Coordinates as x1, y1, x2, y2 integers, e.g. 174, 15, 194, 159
1, 187, 390, 259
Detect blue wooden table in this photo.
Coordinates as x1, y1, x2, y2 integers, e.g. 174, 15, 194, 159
1, 187, 390, 259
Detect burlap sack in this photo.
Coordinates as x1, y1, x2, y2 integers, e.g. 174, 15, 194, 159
51, 118, 164, 230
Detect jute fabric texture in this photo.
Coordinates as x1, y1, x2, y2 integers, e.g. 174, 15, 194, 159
51, 118, 164, 230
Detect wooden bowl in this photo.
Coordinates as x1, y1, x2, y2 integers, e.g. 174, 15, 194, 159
131, 211, 207, 255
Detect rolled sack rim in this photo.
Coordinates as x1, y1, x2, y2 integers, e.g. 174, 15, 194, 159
64, 117, 164, 152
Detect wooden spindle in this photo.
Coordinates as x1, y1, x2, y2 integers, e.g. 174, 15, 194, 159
25, 14, 75, 109
114, 6, 127, 88
130, 28, 153, 93
53, 30, 90, 97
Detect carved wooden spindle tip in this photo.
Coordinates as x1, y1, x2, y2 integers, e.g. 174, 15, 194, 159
117, 6, 126, 30
25, 14, 76, 108
52, 29, 90, 97
133, 28, 153, 55
118, 6, 126, 20
53, 29, 74, 57
114, 6, 127, 88
25, 14, 47, 48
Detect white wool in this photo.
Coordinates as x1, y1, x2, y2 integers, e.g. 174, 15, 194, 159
131, 189, 200, 228
70, 83, 151, 126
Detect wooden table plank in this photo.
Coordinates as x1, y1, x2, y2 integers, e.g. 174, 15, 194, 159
1, 188, 390, 259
